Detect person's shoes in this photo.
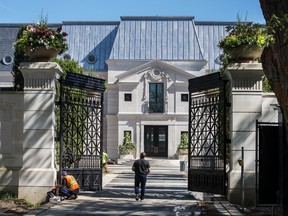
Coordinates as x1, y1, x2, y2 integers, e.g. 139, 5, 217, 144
140, 199, 144, 202
67, 194, 76, 200
62, 196, 68, 200
135, 194, 139, 201
47, 191, 54, 198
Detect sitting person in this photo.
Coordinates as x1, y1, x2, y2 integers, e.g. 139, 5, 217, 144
55, 171, 80, 200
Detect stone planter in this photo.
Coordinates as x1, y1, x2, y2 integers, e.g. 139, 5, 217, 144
26, 47, 59, 62
227, 45, 263, 62
178, 154, 188, 161
177, 148, 188, 155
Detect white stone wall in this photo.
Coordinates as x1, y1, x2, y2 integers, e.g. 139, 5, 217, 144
105, 115, 119, 159
19, 62, 62, 204
261, 93, 279, 122
0, 62, 62, 204
226, 63, 279, 206
0, 91, 24, 192
107, 84, 119, 115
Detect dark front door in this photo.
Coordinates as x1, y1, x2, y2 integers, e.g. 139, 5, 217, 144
144, 126, 168, 157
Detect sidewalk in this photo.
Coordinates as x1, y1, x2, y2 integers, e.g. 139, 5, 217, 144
26, 161, 242, 215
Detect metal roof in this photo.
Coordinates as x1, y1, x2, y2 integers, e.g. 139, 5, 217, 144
0, 17, 234, 75
62, 22, 119, 71
0, 26, 18, 72
195, 21, 232, 72
109, 16, 204, 61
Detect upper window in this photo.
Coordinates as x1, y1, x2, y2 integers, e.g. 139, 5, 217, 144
2, 55, 13, 65
149, 83, 164, 113
87, 54, 97, 64
124, 93, 132, 101
181, 94, 189, 102
63, 54, 71, 60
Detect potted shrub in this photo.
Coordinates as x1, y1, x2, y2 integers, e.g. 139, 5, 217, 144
14, 17, 68, 62
177, 132, 188, 160
118, 132, 136, 159
218, 20, 273, 62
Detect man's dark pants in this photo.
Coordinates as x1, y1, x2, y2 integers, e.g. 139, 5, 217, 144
59, 188, 79, 197
134, 174, 147, 200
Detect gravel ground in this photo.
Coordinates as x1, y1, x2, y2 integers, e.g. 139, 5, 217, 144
0, 199, 36, 215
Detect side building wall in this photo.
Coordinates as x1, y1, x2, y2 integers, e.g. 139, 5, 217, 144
226, 63, 279, 206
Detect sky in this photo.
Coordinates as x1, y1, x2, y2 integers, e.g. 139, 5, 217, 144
0, 0, 265, 24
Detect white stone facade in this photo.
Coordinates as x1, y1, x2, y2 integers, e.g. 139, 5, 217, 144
106, 60, 206, 159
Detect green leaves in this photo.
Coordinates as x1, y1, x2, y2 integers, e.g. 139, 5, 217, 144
177, 132, 188, 150
15, 21, 68, 55
218, 22, 272, 53
267, 14, 288, 44
118, 131, 136, 155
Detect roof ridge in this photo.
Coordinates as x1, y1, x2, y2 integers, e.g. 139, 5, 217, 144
120, 16, 194, 21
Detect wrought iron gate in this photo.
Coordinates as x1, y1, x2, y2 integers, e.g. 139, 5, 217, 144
188, 72, 229, 195
58, 72, 105, 191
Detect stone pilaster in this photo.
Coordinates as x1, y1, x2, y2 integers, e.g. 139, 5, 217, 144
225, 63, 263, 206
19, 62, 63, 204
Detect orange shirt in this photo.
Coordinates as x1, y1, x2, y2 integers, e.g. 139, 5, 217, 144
64, 175, 80, 191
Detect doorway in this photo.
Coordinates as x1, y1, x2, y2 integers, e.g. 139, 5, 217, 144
256, 122, 281, 205
144, 126, 168, 157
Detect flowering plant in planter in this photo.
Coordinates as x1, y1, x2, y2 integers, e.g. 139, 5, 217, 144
218, 21, 272, 52
217, 19, 274, 75
217, 20, 274, 92
15, 19, 68, 56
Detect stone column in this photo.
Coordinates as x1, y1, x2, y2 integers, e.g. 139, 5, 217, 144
19, 62, 63, 204
225, 63, 263, 206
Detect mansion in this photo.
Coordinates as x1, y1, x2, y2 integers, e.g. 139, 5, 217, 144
0, 16, 232, 160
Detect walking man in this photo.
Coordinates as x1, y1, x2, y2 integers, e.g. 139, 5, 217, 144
132, 152, 150, 201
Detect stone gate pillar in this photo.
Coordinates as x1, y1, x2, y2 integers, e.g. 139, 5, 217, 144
19, 62, 63, 203
225, 63, 263, 206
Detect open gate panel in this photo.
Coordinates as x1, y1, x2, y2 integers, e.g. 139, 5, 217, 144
188, 72, 228, 195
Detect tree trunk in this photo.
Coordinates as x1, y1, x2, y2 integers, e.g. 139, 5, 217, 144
259, 0, 288, 214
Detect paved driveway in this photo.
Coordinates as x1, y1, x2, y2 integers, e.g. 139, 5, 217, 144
29, 165, 201, 215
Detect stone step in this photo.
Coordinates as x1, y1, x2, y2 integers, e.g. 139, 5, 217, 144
146, 158, 180, 167
118, 158, 183, 167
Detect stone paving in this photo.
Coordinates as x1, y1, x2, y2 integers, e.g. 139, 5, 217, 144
26, 161, 242, 215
